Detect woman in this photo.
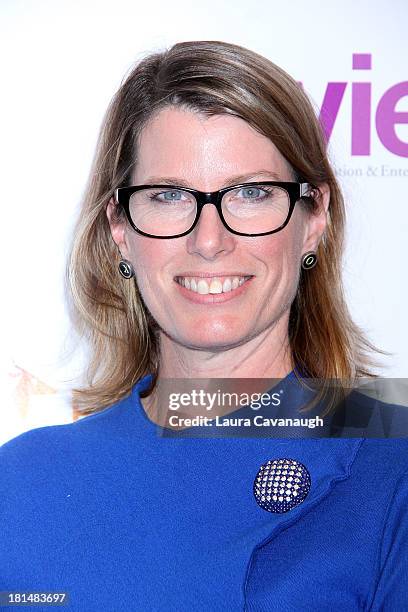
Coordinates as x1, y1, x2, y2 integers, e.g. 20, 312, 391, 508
1, 41, 407, 610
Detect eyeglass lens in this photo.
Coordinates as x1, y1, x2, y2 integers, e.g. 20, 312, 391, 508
128, 184, 290, 237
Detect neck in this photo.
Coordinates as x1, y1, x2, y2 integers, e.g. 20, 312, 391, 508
141, 316, 295, 426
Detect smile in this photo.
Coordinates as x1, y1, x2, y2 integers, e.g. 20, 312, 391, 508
174, 275, 253, 295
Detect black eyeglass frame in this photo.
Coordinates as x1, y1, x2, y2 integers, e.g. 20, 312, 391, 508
114, 181, 314, 238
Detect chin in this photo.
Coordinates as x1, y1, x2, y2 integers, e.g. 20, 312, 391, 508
174, 323, 249, 351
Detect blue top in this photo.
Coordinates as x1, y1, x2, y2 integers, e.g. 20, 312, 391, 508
1, 370, 408, 611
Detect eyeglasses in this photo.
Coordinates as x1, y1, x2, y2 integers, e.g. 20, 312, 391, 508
114, 181, 314, 238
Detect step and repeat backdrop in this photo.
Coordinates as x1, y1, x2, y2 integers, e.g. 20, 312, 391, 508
0, 0, 407, 444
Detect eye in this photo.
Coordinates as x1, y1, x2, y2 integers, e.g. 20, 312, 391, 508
239, 186, 263, 198
153, 190, 185, 201
236, 185, 275, 200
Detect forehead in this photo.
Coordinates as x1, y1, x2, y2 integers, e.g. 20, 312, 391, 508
132, 106, 293, 185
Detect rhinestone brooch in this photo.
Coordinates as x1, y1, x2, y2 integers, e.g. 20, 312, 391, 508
253, 458, 311, 513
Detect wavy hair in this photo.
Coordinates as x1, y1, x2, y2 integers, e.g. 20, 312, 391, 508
67, 40, 385, 415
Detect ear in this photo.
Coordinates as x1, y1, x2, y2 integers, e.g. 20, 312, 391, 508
301, 182, 330, 253
106, 197, 130, 259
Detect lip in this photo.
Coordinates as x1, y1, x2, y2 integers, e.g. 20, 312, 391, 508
173, 276, 254, 304
174, 272, 254, 279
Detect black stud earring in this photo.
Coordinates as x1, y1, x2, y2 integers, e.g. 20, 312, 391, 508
301, 251, 317, 270
118, 259, 135, 279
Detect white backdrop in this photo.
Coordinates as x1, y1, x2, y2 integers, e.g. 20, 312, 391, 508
0, 0, 407, 444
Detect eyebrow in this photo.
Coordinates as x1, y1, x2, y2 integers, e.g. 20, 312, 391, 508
141, 170, 283, 188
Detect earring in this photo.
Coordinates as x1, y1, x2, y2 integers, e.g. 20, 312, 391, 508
118, 259, 135, 279
301, 251, 317, 270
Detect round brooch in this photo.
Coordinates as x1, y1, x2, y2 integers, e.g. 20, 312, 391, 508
253, 458, 311, 513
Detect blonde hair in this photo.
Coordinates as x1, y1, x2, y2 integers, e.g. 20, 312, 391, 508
68, 40, 385, 415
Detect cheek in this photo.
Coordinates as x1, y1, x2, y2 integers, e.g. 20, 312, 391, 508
255, 230, 303, 310
126, 236, 173, 301
261, 229, 303, 276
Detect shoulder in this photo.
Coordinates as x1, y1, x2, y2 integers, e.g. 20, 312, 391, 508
0, 391, 135, 485
330, 387, 408, 437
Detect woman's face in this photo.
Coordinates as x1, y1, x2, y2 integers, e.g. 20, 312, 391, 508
107, 107, 328, 352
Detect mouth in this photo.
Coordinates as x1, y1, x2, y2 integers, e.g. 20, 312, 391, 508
174, 274, 254, 296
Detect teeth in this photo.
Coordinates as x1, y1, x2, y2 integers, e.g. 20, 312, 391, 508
176, 276, 250, 295
223, 278, 232, 293
197, 279, 210, 294
211, 279, 224, 293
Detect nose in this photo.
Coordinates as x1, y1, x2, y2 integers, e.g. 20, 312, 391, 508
186, 202, 235, 259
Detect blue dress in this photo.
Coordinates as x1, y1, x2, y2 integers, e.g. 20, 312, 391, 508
0, 370, 407, 610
